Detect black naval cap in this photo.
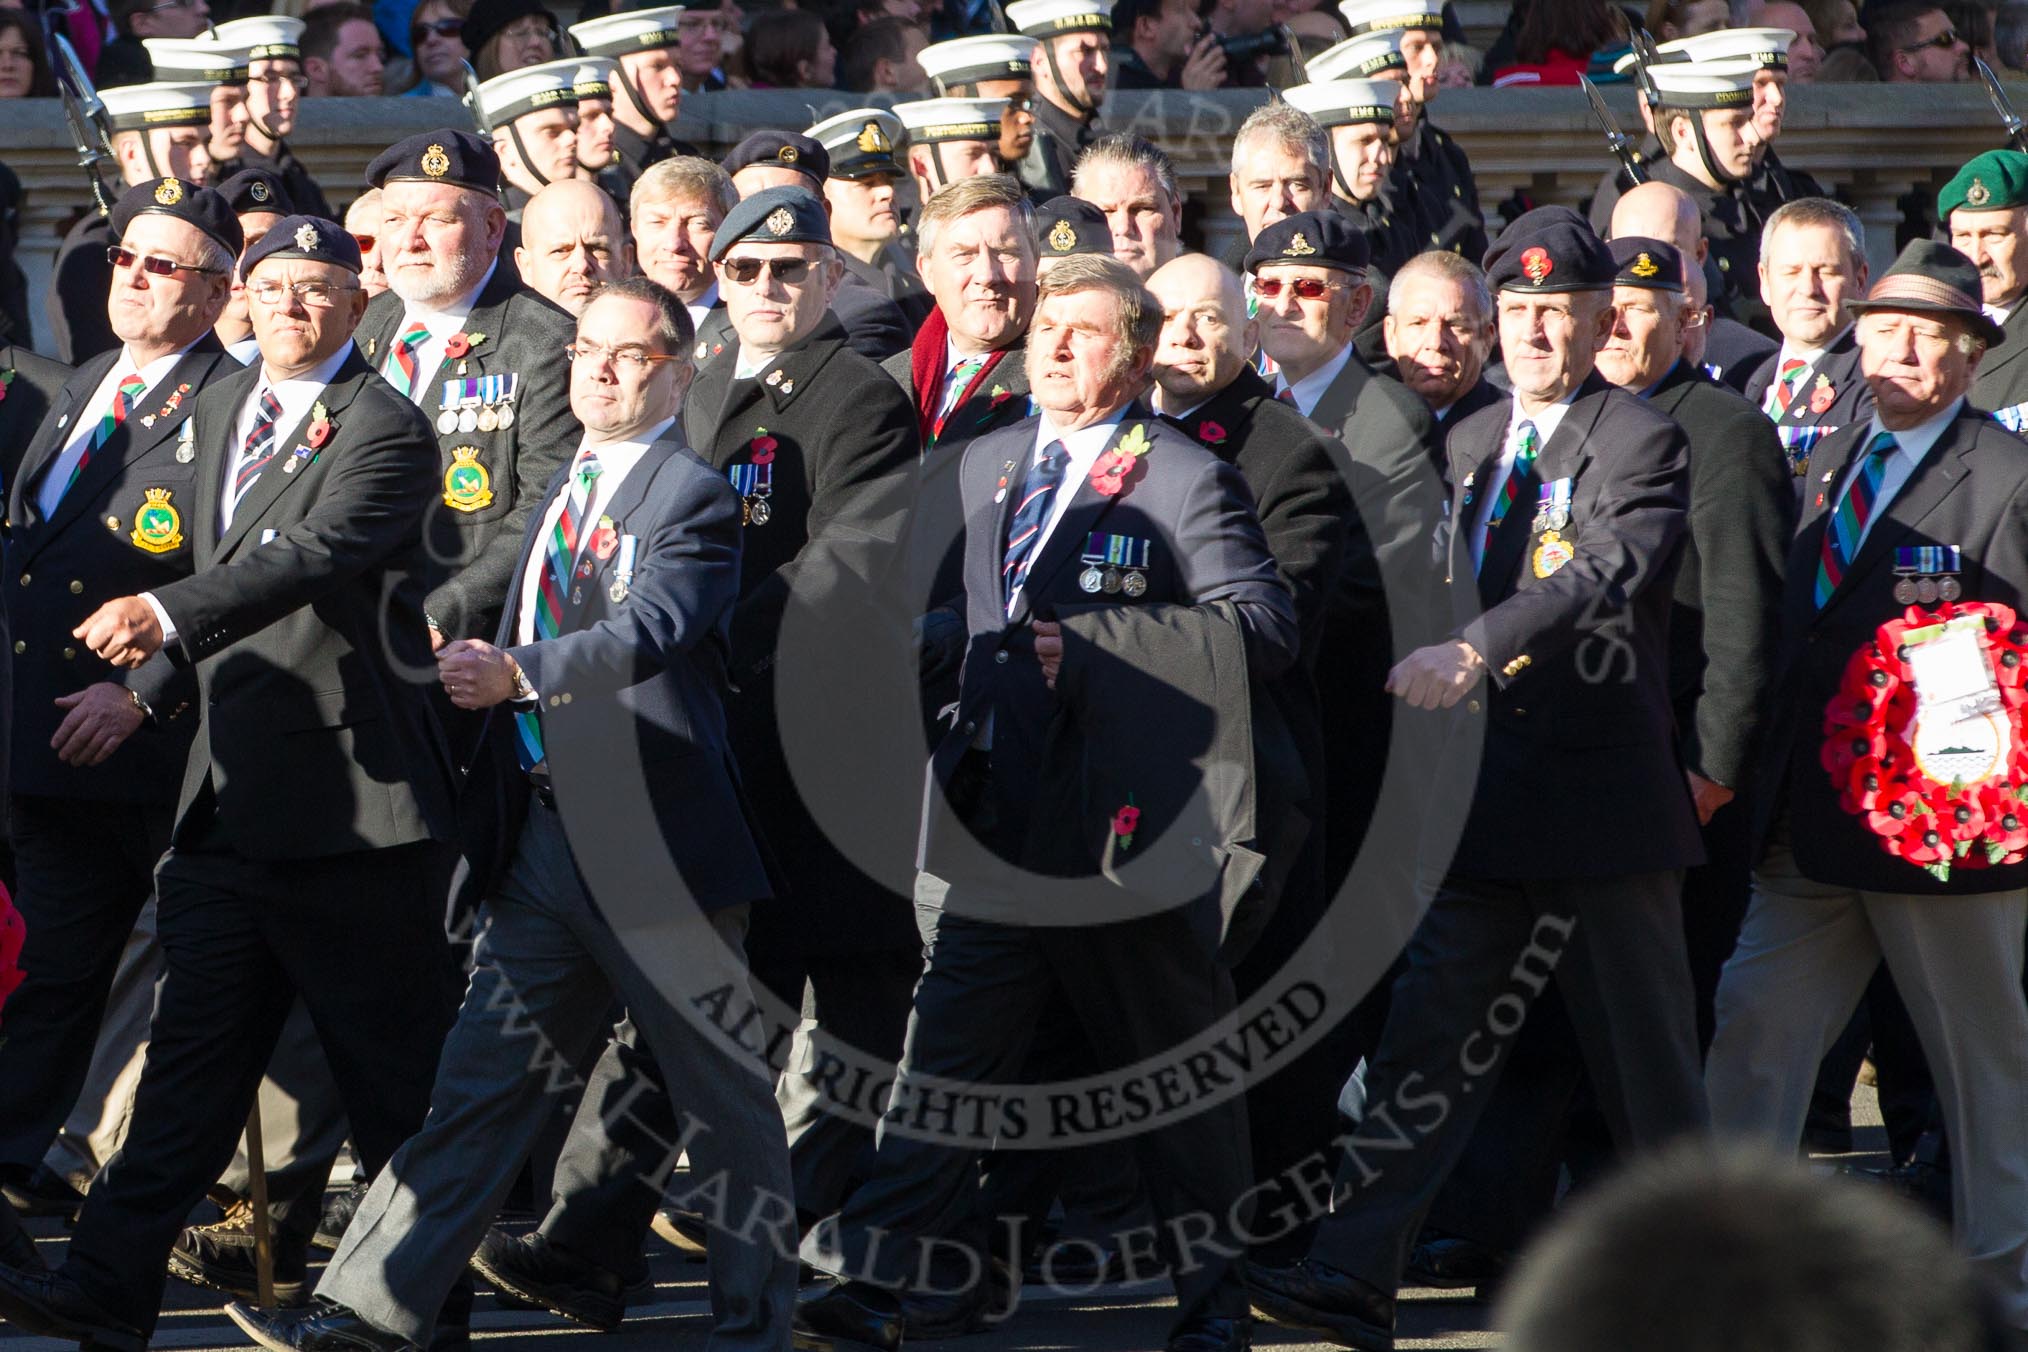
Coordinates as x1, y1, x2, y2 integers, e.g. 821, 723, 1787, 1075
110, 177, 243, 260
1482, 205, 1615, 294
708, 185, 833, 261
365, 129, 501, 194
722, 131, 830, 188
1243, 209, 1370, 276
215, 167, 295, 219
1036, 196, 1111, 259
1609, 236, 1686, 292
240, 214, 364, 277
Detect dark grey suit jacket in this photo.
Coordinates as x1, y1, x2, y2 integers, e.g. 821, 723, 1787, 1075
1970, 299, 2028, 425
1742, 326, 1874, 489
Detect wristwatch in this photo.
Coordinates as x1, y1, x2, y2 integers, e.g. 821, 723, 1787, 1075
128, 688, 154, 721
510, 662, 536, 703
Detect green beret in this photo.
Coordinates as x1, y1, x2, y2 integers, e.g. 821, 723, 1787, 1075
1939, 149, 2028, 221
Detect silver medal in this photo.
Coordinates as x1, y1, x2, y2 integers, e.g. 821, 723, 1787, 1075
283, 456, 299, 474
1916, 577, 1940, 603
748, 497, 771, 526
1079, 566, 1103, 593
437, 410, 459, 435
1894, 577, 1919, 604
1939, 576, 1963, 601
497, 404, 514, 429
478, 406, 498, 433
176, 443, 194, 463
571, 586, 584, 605
1122, 570, 1148, 597
457, 408, 478, 434
1550, 508, 1570, 530
1098, 566, 1119, 594
609, 579, 628, 603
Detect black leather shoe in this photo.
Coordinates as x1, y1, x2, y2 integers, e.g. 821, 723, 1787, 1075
0, 1195, 43, 1273
793, 1278, 902, 1351
313, 1181, 370, 1253
466, 1229, 624, 1332
1404, 1234, 1511, 1295
649, 1206, 709, 1259
169, 1200, 311, 1306
225, 1298, 416, 1352
1169, 1315, 1251, 1350
1246, 1258, 1394, 1351
901, 1275, 989, 1339
1, 1166, 86, 1222
0, 1262, 146, 1352
1024, 1239, 1130, 1286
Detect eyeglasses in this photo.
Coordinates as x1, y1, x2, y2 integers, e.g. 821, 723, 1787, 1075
1252, 276, 1341, 301
564, 341, 682, 370
1899, 27, 1961, 52
106, 245, 223, 278
350, 233, 377, 255
1003, 94, 1034, 113
498, 16, 555, 40
720, 256, 815, 285
249, 279, 359, 307
410, 18, 463, 41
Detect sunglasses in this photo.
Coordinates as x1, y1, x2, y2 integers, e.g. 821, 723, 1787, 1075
721, 256, 815, 285
1252, 276, 1340, 301
1899, 27, 1961, 52
410, 17, 463, 40
106, 245, 222, 278
351, 232, 377, 254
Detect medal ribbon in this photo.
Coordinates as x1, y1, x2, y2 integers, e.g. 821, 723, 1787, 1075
1814, 431, 1898, 608
517, 451, 604, 770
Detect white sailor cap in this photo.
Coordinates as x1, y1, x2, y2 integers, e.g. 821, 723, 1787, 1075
918, 34, 1035, 89
1284, 78, 1399, 127
808, 108, 907, 177
102, 80, 217, 132
1307, 31, 1408, 81
1004, 0, 1112, 39
209, 16, 305, 62
571, 57, 617, 99
143, 36, 250, 83
1647, 62, 1758, 108
475, 57, 581, 129
894, 96, 1006, 146
568, 6, 687, 58
1337, 0, 1443, 36
1657, 26, 1795, 70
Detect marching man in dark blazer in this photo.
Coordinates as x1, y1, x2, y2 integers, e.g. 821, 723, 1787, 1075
795, 254, 1297, 1352
1705, 241, 2028, 1331
0, 218, 459, 1352
1940, 150, 2028, 427
0, 179, 237, 1242
355, 130, 580, 647
1249, 208, 1709, 1352
1743, 197, 1875, 489
1380, 250, 1502, 435
223, 276, 797, 1352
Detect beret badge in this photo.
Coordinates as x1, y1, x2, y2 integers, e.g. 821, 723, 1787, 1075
421, 143, 451, 178
778, 145, 799, 164
1286, 231, 1316, 256
1631, 252, 1659, 278
1521, 246, 1553, 283
154, 178, 183, 207
765, 206, 795, 237
294, 221, 319, 252
1049, 218, 1077, 253
1969, 177, 1992, 208
857, 121, 891, 154
250, 179, 271, 204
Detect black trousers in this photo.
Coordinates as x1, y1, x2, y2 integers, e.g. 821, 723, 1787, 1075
0, 796, 172, 1176
60, 840, 458, 1334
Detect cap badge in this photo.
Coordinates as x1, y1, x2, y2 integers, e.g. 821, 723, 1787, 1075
1968, 177, 1993, 208
1521, 246, 1553, 283
1049, 218, 1077, 253
778, 145, 799, 164
857, 121, 892, 154
1286, 231, 1316, 256
421, 143, 451, 178
154, 178, 183, 207
294, 222, 319, 252
250, 180, 271, 204
1631, 252, 1659, 279
765, 205, 795, 237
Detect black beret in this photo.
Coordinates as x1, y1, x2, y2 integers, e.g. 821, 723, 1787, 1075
241, 214, 364, 277
1483, 205, 1614, 294
708, 185, 832, 260
110, 177, 243, 260
1036, 196, 1111, 259
215, 168, 295, 219
462, 0, 558, 61
1609, 236, 1685, 292
1243, 209, 1370, 276
365, 130, 501, 195
722, 132, 830, 188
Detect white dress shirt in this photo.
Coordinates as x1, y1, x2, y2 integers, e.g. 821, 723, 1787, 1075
226, 335, 261, 366
1005, 408, 1125, 614
732, 344, 776, 381
685, 281, 720, 339
35, 345, 191, 518
1469, 392, 1575, 571
1764, 332, 1835, 410
512, 417, 674, 645
1832, 399, 1964, 552
383, 259, 496, 406
1273, 343, 1355, 420
1986, 297, 2017, 328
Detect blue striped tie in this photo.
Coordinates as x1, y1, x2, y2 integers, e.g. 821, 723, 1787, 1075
226, 388, 283, 528
1003, 440, 1069, 613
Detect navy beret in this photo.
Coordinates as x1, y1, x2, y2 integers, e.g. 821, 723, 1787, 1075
240, 214, 363, 277
215, 167, 295, 219
722, 132, 830, 188
1036, 196, 1111, 259
365, 130, 501, 195
708, 185, 833, 260
1609, 236, 1685, 292
1244, 209, 1370, 276
1483, 205, 1614, 294
110, 177, 243, 260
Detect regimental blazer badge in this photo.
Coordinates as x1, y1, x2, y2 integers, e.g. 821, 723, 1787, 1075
443, 445, 494, 512
131, 488, 183, 553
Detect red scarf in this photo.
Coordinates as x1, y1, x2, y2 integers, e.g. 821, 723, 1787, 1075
909, 308, 1008, 445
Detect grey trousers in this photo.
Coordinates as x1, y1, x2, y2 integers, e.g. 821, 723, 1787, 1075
1707, 833, 2028, 1328
318, 802, 796, 1350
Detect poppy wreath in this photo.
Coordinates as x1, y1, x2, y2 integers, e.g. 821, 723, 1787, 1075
0, 882, 24, 1027
1821, 600, 2028, 881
